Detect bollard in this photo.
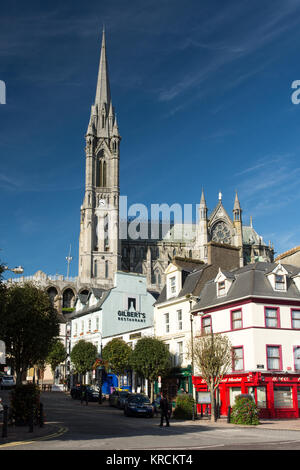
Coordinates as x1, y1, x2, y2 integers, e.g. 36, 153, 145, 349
39, 403, 44, 428
2, 405, 8, 438
227, 406, 231, 423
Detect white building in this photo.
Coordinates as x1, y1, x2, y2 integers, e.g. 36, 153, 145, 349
154, 250, 241, 398
69, 271, 157, 393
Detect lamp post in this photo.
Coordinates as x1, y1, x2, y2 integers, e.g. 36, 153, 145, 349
185, 293, 200, 421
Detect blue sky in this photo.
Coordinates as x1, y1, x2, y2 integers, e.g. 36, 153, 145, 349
1, 0, 300, 278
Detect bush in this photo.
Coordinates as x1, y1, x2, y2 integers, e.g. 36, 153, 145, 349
9, 383, 40, 426
230, 395, 260, 425
173, 394, 195, 419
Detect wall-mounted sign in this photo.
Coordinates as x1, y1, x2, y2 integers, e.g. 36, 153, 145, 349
257, 364, 264, 369
118, 310, 146, 323
197, 392, 211, 404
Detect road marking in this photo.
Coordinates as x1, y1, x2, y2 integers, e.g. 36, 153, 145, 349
0, 426, 68, 448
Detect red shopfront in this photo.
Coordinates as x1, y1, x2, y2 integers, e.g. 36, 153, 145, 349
193, 372, 300, 419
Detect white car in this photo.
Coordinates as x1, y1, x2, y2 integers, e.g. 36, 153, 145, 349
1, 376, 15, 389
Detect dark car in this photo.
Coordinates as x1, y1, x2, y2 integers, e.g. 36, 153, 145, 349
70, 384, 100, 402
124, 394, 154, 418
152, 396, 172, 418
109, 390, 131, 408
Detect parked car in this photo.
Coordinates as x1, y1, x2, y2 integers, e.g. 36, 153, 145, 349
0, 375, 15, 390
124, 394, 154, 418
70, 384, 100, 402
109, 389, 131, 408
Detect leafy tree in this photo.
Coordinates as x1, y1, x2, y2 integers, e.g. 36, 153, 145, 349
70, 340, 98, 383
0, 282, 60, 385
130, 337, 171, 401
191, 331, 233, 421
102, 338, 132, 388
47, 338, 67, 378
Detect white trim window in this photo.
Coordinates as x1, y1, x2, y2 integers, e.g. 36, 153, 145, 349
165, 313, 170, 333
170, 276, 176, 295
177, 310, 182, 331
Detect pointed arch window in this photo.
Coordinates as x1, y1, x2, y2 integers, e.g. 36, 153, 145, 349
102, 161, 107, 187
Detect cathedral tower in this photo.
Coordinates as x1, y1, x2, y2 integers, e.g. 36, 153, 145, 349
78, 30, 121, 287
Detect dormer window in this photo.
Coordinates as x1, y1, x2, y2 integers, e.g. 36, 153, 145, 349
218, 280, 226, 296
275, 274, 285, 290
267, 263, 288, 292
170, 276, 176, 295
214, 268, 234, 297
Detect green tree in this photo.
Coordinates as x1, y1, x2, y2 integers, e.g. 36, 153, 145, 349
102, 338, 132, 388
70, 340, 97, 384
130, 337, 171, 401
191, 331, 233, 421
47, 338, 67, 379
0, 282, 60, 385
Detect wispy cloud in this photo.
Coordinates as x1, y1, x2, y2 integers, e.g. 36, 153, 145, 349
235, 153, 300, 219
157, 1, 300, 109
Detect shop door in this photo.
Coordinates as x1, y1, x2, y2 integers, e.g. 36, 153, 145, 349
298, 387, 300, 417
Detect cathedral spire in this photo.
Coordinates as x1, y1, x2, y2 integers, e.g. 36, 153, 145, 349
233, 191, 241, 211
95, 28, 111, 109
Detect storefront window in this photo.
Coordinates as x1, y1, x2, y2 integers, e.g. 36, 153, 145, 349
248, 386, 267, 408
229, 387, 241, 406
274, 386, 293, 408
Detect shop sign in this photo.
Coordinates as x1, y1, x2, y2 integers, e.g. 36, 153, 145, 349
271, 376, 300, 383
118, 310, 146, 323
220, 377, 243, 383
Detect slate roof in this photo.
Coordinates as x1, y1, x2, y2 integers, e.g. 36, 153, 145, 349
155, 259, 219, 305
192, 262, 300, 312
69, 289, 112, 319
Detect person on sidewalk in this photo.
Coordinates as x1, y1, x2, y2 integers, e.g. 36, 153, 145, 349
159, 392, 170, 427
81, 386, 88, 405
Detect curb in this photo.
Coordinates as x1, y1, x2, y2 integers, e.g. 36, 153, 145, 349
0, 424, 68, 448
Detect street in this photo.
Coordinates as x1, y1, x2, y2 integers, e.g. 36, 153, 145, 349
1, 390, 300, 451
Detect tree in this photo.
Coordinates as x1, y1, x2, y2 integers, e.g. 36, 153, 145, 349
191, 331, 233, 421
70, 340, 97, 383
0, 282, 60, 385
130, 337, 171, 402
102, 338, 132, 388
47, 339, 67, 379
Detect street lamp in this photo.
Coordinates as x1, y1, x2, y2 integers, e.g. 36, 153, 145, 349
185, 293, 200, 421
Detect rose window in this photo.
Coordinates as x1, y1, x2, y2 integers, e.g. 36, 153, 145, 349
211, 222, 232, 244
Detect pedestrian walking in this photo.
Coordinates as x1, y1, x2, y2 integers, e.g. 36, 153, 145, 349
80, 386, 89, 405
159, 392, 170, 427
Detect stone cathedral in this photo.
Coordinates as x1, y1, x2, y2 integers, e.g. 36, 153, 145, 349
10, 31, 274, 310
77, 30, 274, 293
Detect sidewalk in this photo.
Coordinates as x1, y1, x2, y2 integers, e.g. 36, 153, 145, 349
173, 415, 300, 431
